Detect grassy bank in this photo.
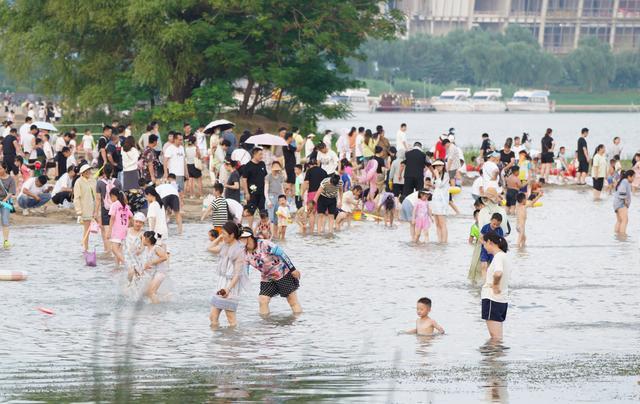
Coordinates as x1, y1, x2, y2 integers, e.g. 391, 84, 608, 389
359, 78, 640, 106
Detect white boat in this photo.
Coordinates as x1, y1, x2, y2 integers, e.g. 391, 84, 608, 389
471, 88, 507, 112
506, 90, 553, 112
431, 88, 473, 112
325, 89, 372, 113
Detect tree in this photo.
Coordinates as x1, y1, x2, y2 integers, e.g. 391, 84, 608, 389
564, 38, 615, 92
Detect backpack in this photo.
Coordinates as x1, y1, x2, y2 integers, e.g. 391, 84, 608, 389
102, 178, 116, 210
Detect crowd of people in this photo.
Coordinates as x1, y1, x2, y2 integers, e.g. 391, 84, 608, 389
1, 116, 637, 341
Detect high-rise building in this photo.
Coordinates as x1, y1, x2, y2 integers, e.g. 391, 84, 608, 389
391, 0, 640, 53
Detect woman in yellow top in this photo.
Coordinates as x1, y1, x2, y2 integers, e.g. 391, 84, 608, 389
73, 164, 97, 251
591, 144, 607, 200
362, 129, 377, 160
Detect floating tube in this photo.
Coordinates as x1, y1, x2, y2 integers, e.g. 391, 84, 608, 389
449, 186, 461, 195
36, 307, 54, 315
533, 201, 543, 208
352, 210, 363, 221
0, 270, 27, 281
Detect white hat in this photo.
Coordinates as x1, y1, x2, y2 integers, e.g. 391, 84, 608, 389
448, 134, 455, 143
133, 212, 146, 222
432, 160, 445, 167
78, 164, 92, 174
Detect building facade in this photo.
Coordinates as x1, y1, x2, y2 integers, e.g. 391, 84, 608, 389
392, 0, 640, 53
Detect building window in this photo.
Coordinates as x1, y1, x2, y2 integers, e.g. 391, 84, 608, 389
618, 0, 640, 16
544, 24, 576, 52
615, 26, 640, 49
547, 0, 580, 16
580, 26, 611, 43
582, 0, 614, 17
511, 0, 543, 15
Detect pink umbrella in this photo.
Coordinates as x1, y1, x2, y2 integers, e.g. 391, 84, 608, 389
244, 134, 287, 147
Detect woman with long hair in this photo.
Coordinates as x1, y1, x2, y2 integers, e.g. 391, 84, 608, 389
481, 232, 510, 341
144, 186, 168, 240
430, 160, 450, 243
613, 170, 634, 236
591, 144, 607, 200
121, 136, 140, 191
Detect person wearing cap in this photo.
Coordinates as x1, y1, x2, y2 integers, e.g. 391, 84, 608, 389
482, 151, 501, 190
74, 164, 96, 252
239, 227, 302, 315
430, 160, 450, 243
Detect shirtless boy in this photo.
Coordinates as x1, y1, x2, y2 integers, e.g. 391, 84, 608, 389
407, 297, 445, 336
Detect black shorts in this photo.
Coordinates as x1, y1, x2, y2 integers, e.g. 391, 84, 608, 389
187, 164, 202, 179
592, 177, 604, 191
3, 158, 18, 175
285, 168, 296, 184
578, 160, 589, 173
162, 194, 180, 213
259, 271, 299, 298
541, 152, 554, 164
247, 193, 266, 215
505, 188, 518, 207
481, 298, 508, 322
316, 195, 338, 215
392, 183, 403, 197
101, 207, 110, 226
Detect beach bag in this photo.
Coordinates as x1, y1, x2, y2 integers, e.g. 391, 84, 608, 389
102, 178, 116, 210
89, 220, 100, 234
83, 250, 97, 267
194, 156, 204, 171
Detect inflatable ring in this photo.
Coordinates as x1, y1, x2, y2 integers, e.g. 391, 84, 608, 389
352, 210, 363, 221
500, 200, 507, 206
449, 186, 461, 195
533, 201, 543, 208
0, 270, 27, 281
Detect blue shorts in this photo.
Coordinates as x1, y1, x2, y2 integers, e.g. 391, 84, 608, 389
482, 298, 508, 322
400, 198, 413, 221
175, 175, 185, 193
480, 248, 493, 263
0, 205, 10, 226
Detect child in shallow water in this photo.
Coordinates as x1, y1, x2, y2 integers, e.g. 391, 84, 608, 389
142, 231, 169, 304
407, 297, 445, 336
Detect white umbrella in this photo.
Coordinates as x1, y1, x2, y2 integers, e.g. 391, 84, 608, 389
230, 148, 251, 165
244, 134, 287, 147
204, 119, 235, 134
33, 121, 58, 132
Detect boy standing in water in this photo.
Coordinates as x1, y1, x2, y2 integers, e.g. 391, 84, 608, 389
407, 297, 445, 336
480, 213, 504, 278
516, 191, 542, 248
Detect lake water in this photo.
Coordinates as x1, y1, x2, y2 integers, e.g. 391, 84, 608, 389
319, 112, 640, 158
1, 185, 639, 402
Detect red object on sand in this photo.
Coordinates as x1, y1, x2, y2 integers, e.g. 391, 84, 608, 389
36, 307, 55, 315
35, 161, 42, 169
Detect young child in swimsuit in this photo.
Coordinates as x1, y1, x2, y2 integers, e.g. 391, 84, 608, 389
413, 191, 433, 243
516, 191, 543, 248
295, 200, 315, 235
275, 194, 291, 240
254, 212, 272, 240
407, 297, 445, 336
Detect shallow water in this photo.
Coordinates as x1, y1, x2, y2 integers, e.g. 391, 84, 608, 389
318, 112, 640, 157
1, 187, 639, 402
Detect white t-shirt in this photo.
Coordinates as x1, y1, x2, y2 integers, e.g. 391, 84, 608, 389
317, 150, 339, 174
226, 198, 243, 223
27, 109, 35, 119
482, 161, 499, 185
54, 136, 67, 153
481, 251, 510, 303
322, 134, 333, 149
19, 123, 31, 142
396, 129, 407, 152
195, 130, 207, 154
164, 144, 185, 176
341, 190, 360, 213
355, 134, 364, 157
18, 177, 45, 198
147, 200, 168, 239
122, 148, 140, 172
20, 131, 35, 154
471, 176, 483, 196
82, 134, 94, 150
156, 182, 179, 199
336, 135, 349, 159
52, 173, 72, 196
447, 145, 462, 170
304, 139, 315, 158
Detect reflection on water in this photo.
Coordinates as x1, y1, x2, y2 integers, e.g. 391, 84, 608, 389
1, 187, 639, 402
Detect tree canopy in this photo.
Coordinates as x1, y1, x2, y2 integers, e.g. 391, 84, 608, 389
0, 0, 403, 122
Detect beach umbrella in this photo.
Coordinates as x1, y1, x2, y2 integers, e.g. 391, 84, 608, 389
244, 134, 287, 147
33, 121, 58, 132
204, 119, 235, 134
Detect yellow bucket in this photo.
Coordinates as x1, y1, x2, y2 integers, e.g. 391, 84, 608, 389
353, 210, 362, 221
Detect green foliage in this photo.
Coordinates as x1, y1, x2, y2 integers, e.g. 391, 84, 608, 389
191, 81, 237, 119
564, 38, 615, 92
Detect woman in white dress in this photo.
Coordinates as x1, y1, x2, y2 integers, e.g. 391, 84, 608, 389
430, 160, 450, 243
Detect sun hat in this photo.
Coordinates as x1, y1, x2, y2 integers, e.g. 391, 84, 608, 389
239, 227, 254, 238
432, 160, 445, 167
133, 212, 146, 222
78, 164, 92, 174
489, 151, 500, 158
